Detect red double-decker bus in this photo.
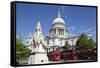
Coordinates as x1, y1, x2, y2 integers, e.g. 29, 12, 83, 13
48, 50, 60, 61
60, 50, 79, 60
48, 50, 79, 61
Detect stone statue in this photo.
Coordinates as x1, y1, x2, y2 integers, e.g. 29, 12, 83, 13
28, 17, 48, 64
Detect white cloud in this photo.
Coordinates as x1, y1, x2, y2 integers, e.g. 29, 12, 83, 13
85, 27, 93, 33
69, 33, 76, 37
68, 26, 76, 37
68, 26, 96, 40
77, 26, 94, 34
68, 26, 75, 31
61, 6, 65, 15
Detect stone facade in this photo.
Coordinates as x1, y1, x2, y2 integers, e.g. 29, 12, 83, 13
45, 10, 78, 52
28, 10, 79, 64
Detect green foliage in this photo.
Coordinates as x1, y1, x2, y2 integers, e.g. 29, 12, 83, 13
65, 41, 71, 49
76, 33, 96, 51
16, 37, 31, 63
56, 47, 62, 51
62, 41, 71, 52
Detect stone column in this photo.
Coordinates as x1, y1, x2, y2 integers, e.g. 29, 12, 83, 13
63, 29, 64, 35
60, 29, 61, 35
58, 29, 60, 35
53, 29, 54, 35
56, 28, 58, 35
61, 29, 62, 35
64, 30, 66, 35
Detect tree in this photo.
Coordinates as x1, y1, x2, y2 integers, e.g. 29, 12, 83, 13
16, 36, 31, 64
56, 47, 62, 51
62, 41, 71, 52
75, 33, 96, 60
76, 33, 96, 51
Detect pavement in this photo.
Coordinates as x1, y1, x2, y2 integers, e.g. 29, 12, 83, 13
48, 60, 95, 63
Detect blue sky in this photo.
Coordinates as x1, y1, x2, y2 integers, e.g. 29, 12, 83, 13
16, 3, 97, 43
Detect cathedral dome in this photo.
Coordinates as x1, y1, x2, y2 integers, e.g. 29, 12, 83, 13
50, 9, 68, 38
51, 9, 66, 29
53, 17, 65, 25
52, 9, 65, 25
